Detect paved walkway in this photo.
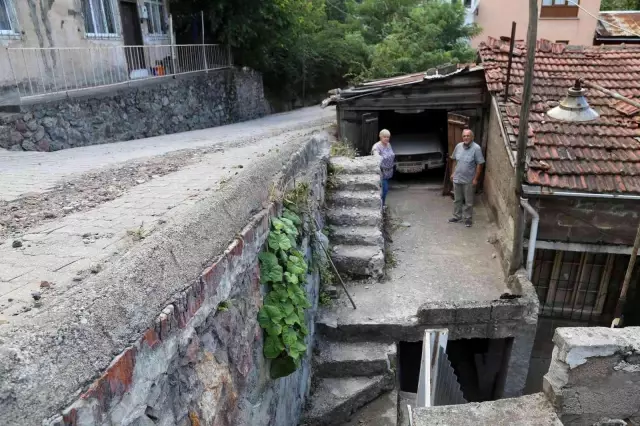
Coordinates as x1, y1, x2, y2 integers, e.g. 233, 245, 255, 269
330, 178, 506, 324
0, 107, 333, 323
0, 106, 334, 201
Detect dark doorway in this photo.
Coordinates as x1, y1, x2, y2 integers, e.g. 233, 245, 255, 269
119, 1, 145, 71
446, 338, 513, 402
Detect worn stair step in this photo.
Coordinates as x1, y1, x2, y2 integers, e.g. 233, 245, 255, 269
330, 156, 380, 175
331, 173, 380, 192
327, 207, 382, 228
302, 375, 394, 426
315, 339, 395, 378
328, 190, 380, 209
331, 245, 384, 278
330, 226, 384, 247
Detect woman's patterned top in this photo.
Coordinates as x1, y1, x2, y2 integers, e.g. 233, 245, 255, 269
372, 141, 395, 180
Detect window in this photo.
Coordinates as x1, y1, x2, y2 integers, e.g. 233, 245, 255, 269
541, 0, 579, 18
532, 249, 622, 321
0, 0, 17, 35
556, 40, 570, 44
145, 1, 166, 35
83, 0, 118, 37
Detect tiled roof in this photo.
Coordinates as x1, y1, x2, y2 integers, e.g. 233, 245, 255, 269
478, 37, 640, 195
597, 11, 640, 38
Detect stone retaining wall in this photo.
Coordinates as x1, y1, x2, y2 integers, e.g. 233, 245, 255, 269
42, 150, 329, 425
0, 132, 330, 426
0, 68, 268, 152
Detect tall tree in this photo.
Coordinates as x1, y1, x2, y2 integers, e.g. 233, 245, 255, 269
365, 1, 480, 78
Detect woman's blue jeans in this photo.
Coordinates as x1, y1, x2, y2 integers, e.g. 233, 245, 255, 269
381, 178, 390, 206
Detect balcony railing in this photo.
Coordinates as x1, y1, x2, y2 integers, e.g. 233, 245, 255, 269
5, 44, 232, 100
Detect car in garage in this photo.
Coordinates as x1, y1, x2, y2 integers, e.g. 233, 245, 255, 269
393, 133, 446, 174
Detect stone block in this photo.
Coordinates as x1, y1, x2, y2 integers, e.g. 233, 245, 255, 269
455, 300, 492, 324
450, 323, 491, 339
491, 299, 527, 321
417, 301, 456, 325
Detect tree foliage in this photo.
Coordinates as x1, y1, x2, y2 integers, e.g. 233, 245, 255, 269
600, 0, 640, 10
169, 0, 479, 100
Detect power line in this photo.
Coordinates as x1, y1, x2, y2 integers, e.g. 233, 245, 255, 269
566, 0, 640, 38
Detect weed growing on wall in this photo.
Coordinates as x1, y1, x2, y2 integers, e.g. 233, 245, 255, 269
258, 182, 314, 379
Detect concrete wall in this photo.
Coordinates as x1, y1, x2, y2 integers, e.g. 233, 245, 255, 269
528, 196, 640, 246
471, 0, 601, 47
544, 327, 640, 425
483, 99, 516, 272
0, 68, 268, 151
416, 270, 539, 398
0, 0, 171, 95
0, 133, 330, 426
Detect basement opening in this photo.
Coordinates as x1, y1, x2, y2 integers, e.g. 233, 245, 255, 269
397, 337, 513, 403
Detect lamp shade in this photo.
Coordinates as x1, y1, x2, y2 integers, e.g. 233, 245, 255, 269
546, 80, 599, 122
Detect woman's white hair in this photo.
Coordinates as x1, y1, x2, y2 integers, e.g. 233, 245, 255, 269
379, 129, 391, 138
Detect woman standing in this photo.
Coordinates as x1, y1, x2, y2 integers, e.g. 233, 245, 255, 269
371, 129, 395, 207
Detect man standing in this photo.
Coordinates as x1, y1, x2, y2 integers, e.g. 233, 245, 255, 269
448, 129, 485, 227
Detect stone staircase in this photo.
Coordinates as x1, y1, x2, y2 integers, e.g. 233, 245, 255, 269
302, 338, 396, 425
325, 156, 385, 280
302, 156, 394, 425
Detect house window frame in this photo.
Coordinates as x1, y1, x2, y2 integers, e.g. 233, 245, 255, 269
145, 0, 167, 36
540, 0, 579, 19
532, 249, 613, 319
0, 0, 20, 37
84, 0, 120, 39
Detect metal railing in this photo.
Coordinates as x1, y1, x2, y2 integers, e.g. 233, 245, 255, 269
6, 44, 231, 99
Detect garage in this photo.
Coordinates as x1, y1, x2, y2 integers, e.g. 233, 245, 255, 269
323, 64, 489, 192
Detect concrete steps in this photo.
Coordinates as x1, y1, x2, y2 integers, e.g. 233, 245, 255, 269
314, 339, 396, 378
328, 190, 380, 209
331, 245, 384, 279
327, 207, 382, 228
331, 174, 380, 192
330, 156, 381, 175
330, 226, 384, 247
301, 375, 394, 426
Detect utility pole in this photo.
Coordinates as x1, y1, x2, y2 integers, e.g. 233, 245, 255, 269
508, 0, 539, 275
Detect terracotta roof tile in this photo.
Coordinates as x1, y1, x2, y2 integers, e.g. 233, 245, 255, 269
478, 37, 640, 194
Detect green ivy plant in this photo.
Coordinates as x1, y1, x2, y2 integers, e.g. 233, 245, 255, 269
257, 207, 312, 379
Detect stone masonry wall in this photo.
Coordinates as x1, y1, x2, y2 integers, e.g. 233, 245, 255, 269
417, 269, 539, 398
0, 68, 268, 152
30, 139, 329, 425
543, 326, 640, 425
483, 100, 517, 273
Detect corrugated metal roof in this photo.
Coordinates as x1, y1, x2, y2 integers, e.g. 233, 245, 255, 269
479, 36, 640, 195
321, 63, 482, 107
597, 11, 640, 38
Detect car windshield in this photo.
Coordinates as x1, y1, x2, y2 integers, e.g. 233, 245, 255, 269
392, 133, 442, 156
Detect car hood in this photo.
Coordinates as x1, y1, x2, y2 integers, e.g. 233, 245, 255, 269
392, 133, 443, 156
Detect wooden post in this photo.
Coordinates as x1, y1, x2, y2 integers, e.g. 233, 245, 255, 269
612, 220, 640, 326
509, 0, 538, 276
504, 22, 517, 102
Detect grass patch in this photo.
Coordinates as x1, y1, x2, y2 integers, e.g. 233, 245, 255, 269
319, 291, 332, 306
385, 246, 397, 269
217, 299, 233, 312
127, 223, 150, 241
330, 139, 357, 158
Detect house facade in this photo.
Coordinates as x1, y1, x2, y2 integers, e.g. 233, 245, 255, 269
0, 0, 171, 100
478, 36, 640, 390
468, 0, 602, 47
